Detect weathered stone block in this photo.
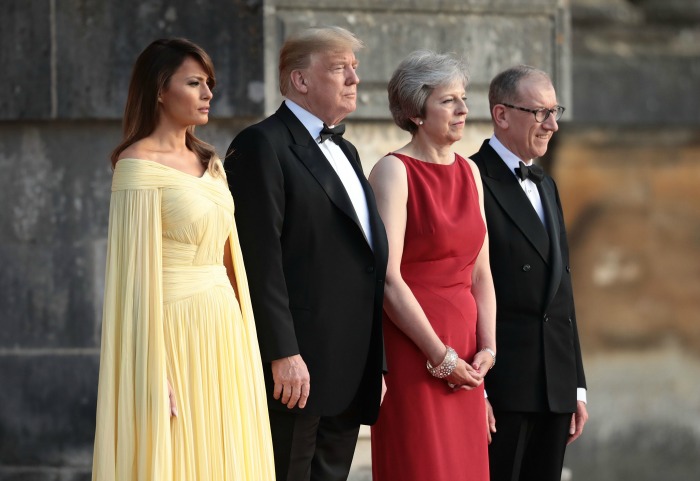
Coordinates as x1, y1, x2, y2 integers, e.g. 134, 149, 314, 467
0, 471, 90, 481
0, 123, 117, 349
271, 0, 560, 11
563, 351, 700, 481
53, 0, 265, 119
552, 126, 700, 352
572, 0, 643, 25
0, 124, 115, 245
0, 241, 105, 349
0, 355, 99, 468
634, 0, 700, 23
268, 8, 568, 119
0, 0, 265, 120
0, 0, 53, 119
572, 54, 700, 125
571, 5, 700, 126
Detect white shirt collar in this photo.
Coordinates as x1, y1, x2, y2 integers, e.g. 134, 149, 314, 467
489, 135, 533, 179
285, 99, 325, 142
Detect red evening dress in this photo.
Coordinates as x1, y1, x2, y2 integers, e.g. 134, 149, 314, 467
371, 152, 489, 481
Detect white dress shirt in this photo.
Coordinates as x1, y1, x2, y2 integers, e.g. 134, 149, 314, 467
489, 135, 546, 227
285, 100, 373, 248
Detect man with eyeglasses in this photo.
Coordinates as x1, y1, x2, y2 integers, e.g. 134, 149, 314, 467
470, 65, 588, 481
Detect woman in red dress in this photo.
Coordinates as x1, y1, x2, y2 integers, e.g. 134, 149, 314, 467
369, 51, 497, 481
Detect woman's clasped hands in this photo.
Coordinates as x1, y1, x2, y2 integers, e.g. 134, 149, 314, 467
446, 350, 494, 391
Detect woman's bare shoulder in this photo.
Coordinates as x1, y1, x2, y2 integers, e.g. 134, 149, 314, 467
370, 153, 406, 179
117, 139, 156, 163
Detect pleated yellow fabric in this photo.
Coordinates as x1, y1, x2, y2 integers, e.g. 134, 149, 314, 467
92, 158, 275, 481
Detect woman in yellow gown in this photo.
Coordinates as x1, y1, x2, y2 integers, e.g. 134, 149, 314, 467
91, 38, 275, 480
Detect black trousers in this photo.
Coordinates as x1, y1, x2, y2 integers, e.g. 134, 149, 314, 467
489, 411, 572, 481
268, 406, 361, 481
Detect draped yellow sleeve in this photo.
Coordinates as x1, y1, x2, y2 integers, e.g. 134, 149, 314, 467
227, 217, 275, 460
92, 163, 171, 481
222, 159, 275, 479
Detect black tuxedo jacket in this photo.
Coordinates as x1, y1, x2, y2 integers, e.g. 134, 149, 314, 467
224, 103, 388, 424
471, 140, 585, 413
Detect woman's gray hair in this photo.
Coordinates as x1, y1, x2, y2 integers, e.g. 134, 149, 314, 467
387, 50, 469, 134
488, 65, 551, 111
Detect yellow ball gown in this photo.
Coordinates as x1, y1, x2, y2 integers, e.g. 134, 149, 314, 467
91, 158, 275, 480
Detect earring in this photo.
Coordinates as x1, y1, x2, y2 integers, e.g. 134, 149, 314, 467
419, 120, 424, 125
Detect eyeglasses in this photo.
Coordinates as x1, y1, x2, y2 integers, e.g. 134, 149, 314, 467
502, 103, 565, 123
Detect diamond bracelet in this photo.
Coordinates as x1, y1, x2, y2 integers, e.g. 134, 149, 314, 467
426, 346, 458, 378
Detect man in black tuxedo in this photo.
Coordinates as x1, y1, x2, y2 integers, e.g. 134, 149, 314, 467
470, 65, 588, 481
224, 26, 388, 481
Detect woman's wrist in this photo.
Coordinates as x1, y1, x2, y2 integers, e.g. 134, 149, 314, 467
427, 345, 448, 368
426, 345, 458, 378
479, 347, 496, 369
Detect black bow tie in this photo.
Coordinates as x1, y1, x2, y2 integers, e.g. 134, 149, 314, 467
514, 161, 544, 184
318, 123, 345, 144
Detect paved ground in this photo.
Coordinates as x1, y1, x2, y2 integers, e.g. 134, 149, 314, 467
348, 426, 372, 481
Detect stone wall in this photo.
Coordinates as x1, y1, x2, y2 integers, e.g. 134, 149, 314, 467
546, 1, 700, 478
262, 0, 571, 119
2, 0, 700, 480
0, 0, 265, 121
550, 125, 700, 480
0, 1, 570, 480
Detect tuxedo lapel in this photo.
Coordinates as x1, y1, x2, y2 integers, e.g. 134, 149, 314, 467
340, 140, 387, 254
477, 142, 550, 263
538, 179, 563, 307
276, 104, 365, 242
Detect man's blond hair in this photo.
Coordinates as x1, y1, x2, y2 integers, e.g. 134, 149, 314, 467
279, 26, 364, 96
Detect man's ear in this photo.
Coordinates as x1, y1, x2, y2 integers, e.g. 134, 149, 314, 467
492, 105, 508, 129
290, 70, 308, 94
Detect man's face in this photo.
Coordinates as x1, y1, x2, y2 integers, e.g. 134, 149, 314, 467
501, 76, 559, 161
301, 49, 360, 126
